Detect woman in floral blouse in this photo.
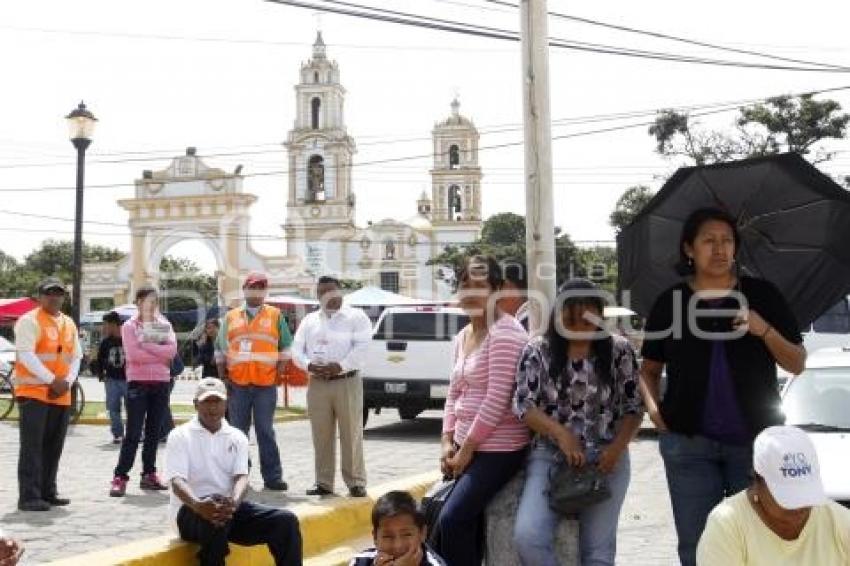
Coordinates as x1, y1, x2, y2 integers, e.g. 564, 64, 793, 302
512, 279, 644, 566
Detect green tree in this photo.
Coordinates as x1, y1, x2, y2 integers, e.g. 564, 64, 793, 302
158, 256, 217, 313
428, 213, 581, 288
22, 239, 125, 281
610, 185, 655, 233
649, 94, 849, 165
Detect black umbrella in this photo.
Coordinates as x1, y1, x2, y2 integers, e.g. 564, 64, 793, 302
617, 153, 850, 327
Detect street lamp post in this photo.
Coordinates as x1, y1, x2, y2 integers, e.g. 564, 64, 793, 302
65, 102, 97, 326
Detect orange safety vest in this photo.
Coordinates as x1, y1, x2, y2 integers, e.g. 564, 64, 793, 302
14, 308, 77, 407
226, 305, 282, 387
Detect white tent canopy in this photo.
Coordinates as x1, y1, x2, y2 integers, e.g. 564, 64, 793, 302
342, 286, 430, 307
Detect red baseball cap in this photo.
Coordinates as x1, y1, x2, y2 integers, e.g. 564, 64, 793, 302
243, 272, 269, 288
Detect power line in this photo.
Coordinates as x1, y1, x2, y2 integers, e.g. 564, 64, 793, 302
1, 83, 848, 192
269, 0, 850, 73
484, 0, 850, 72
0, 209, 613, 246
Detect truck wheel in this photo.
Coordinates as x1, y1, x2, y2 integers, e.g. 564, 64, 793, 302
399, 407, 422, 421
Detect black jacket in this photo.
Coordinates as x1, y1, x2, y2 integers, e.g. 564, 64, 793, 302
641, 277, 802, 440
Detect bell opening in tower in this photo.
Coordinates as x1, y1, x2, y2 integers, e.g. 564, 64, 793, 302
307, 155, 325, 202
449, 144, 460, 169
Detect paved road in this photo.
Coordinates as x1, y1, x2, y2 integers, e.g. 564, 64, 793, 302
0, 408, 677, 565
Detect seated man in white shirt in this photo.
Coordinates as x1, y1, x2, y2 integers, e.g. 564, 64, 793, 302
165, 378, 303, 566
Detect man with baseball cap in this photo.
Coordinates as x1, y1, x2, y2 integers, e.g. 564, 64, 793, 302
697, 425, 850, 565
215, 272, 293, 492
14, 277, 82, 512
165, 377, 302, 565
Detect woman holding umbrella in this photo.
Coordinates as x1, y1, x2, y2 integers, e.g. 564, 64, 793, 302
640, 207, 806, 566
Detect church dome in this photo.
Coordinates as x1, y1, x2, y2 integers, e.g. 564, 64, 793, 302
406, 214, 433, 233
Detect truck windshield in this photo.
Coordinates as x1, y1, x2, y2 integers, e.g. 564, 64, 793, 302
374, 312, 469, 341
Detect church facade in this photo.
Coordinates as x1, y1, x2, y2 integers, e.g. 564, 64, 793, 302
80, 33, 484, 311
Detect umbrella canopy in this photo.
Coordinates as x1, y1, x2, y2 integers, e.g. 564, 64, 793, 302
0, 297, 38, 324
342, 286, 425, 307
617, 153, 850, 327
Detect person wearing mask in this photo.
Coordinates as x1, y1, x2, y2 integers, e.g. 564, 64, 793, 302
640, 207, 807, 566
697, 426, 850, 565
165, 377, 303, 566
512, 279, 644, 566
96, 311, 127, 444
14, 278, 82, 512
292, 276, 373, 498
216, 272, 292, 492
193, 319, 220, 378
110, 285, 177, 497
436, 256, 530, 565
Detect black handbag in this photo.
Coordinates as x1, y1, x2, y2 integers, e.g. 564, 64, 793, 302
547, 459, 611, 515
421, 476, 456, 548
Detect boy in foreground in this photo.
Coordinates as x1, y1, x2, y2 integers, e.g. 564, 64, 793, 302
350, 491, 445, 566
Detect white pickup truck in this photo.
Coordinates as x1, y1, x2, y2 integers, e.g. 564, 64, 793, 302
362, 306, 469, 423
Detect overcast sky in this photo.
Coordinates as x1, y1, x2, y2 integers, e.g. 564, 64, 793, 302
2, 0, 849, 273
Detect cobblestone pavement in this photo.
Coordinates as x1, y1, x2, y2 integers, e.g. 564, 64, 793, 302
0, 406, 677, 565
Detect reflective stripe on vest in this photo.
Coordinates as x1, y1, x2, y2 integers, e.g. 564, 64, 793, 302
226, 306, 281, 386
14, 308, 76, 406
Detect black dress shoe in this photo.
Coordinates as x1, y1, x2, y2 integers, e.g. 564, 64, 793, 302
46, 496, 70, 506
306, 484, 333, 496
18, 499, 50, 512
349, 486, 368, 498
264, 480, 289, 492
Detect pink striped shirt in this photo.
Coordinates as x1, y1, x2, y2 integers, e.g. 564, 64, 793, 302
442, 314, 530, 452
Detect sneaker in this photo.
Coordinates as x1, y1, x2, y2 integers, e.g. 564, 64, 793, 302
110, 476, 128, 497
140, 472, 168, 491
112, 436, 123, 445
45, 496, 71, 506
264, 480, 289, 492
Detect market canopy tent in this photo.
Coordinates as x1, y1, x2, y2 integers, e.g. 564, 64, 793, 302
0, 298, 38, 324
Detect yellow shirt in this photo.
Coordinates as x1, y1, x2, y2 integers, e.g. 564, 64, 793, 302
697, 491, 850, 566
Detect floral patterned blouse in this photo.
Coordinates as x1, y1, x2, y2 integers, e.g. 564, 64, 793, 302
513, 334, 644, 448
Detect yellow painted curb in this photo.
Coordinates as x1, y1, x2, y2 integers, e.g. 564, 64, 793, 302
47, 471, 440, 566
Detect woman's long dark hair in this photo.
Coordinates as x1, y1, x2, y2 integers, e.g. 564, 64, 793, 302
546, 278, 613, 388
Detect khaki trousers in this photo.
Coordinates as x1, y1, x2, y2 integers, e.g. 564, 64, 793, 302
306, 373, 366, 490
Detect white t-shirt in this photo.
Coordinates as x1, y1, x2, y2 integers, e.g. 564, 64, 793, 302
697, 491, 850, 566
164, 417, 250, 526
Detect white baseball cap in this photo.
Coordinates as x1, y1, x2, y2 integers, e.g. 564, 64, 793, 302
194, 378, 228, 402
753, 426, 827, 510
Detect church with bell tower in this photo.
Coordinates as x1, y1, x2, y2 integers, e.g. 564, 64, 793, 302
282, 33, 484, 299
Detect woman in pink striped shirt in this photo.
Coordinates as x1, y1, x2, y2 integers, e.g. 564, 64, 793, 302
437, 256, 530, 565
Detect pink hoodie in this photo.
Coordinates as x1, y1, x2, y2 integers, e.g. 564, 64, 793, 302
121, 315, 177, 383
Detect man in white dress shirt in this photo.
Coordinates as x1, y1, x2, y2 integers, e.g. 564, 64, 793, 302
292, 276, 373, 498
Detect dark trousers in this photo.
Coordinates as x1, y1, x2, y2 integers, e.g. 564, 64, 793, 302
158, 378, 175, 441
18, 398, 70, 503
114, 381, 170, 478
177, 501, 303, 566
437, 448, 527, 565
228, 384, 283, 484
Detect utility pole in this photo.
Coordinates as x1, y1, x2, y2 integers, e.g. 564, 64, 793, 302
520, 1, 556, 333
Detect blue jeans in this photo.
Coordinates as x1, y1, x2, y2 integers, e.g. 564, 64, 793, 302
104, 379, 128, 439
658, 433, 752, 566
514, 443, 631, 566
437, 448, 527, 565
228, 384, 282, 484
114, 381, 171, 477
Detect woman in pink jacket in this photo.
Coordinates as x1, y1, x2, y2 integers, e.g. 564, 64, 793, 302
110, 285, 177, 497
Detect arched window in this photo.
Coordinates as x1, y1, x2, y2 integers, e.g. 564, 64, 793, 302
449, 144, 460, 169
308, 155, 325, 201
448, 184, 461, 219
314, 71, 319, 83
311, 97, 321, 129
